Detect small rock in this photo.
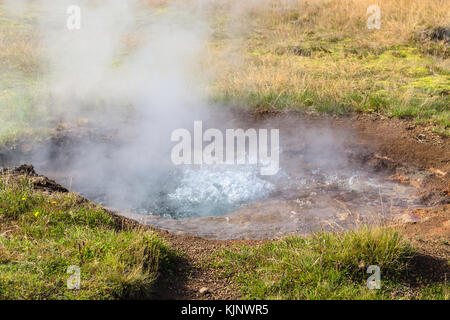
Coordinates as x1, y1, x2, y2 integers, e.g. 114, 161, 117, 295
199, 287, 210, 295
415, 134, 426, 143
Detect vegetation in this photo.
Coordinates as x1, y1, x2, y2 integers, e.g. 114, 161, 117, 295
0, 0, 448, 300
206, 0, 450, 134
1, 0, 449, 145
0, 173, 175, 299
212, 227, 449, 300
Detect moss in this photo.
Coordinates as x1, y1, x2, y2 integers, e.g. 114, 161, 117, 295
408, 76, 450, 95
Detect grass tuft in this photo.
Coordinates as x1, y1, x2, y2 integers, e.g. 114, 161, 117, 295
212, 227, 448, 300
0, 174, 175, 300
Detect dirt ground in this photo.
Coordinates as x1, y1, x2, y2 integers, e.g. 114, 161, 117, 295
0, 112, 448, 299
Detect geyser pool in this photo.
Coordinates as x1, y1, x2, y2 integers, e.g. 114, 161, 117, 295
129, 164, 274, 218
24, 115, 425, 239
54, 149, 422, 240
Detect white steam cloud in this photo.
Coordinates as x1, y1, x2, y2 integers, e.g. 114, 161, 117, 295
0, 0, 279, 214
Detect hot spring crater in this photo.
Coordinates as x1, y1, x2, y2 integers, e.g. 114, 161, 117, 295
1, 113, 426, 239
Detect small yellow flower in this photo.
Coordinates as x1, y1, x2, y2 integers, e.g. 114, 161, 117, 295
51, 201, 57, 204
22, 197, 26, 201
34, 211, 40, 217
156, 8, 168, 15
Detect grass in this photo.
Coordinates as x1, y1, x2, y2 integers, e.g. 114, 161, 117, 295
0, 172, 176, 300
0, 0, 449, 300
212, 227, 449, 300
206, 0, 450, 133
1, 172, 448, 300
0, 0, 449, 143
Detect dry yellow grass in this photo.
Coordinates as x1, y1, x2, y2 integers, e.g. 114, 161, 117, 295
0, 16, 40, 74
204, 0, 449, 130
250, 0, 449, 41
0, 0, 449, 141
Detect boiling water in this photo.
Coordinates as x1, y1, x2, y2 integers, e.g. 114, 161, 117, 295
29, 117, 425, 239
108, 159, 422, 239
130, 164, 274, 218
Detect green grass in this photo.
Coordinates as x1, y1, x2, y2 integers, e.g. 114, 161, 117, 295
212, 228, 449, 300
0, 173, 176, 300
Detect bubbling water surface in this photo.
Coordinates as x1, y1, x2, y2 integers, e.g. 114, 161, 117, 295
28, 116, 426, 239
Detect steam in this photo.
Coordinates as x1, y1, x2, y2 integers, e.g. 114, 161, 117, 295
0, 0, 281, 214
37, 0, 215, 210
37, 0, 209, 123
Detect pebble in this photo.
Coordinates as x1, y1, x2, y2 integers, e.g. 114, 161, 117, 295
199, 287, 210, 295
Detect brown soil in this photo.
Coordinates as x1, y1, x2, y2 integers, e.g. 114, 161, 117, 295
0, 164, 69, 193
350, 113, 449, 284
149, 232, 264, 300
1, 111, 448, 300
